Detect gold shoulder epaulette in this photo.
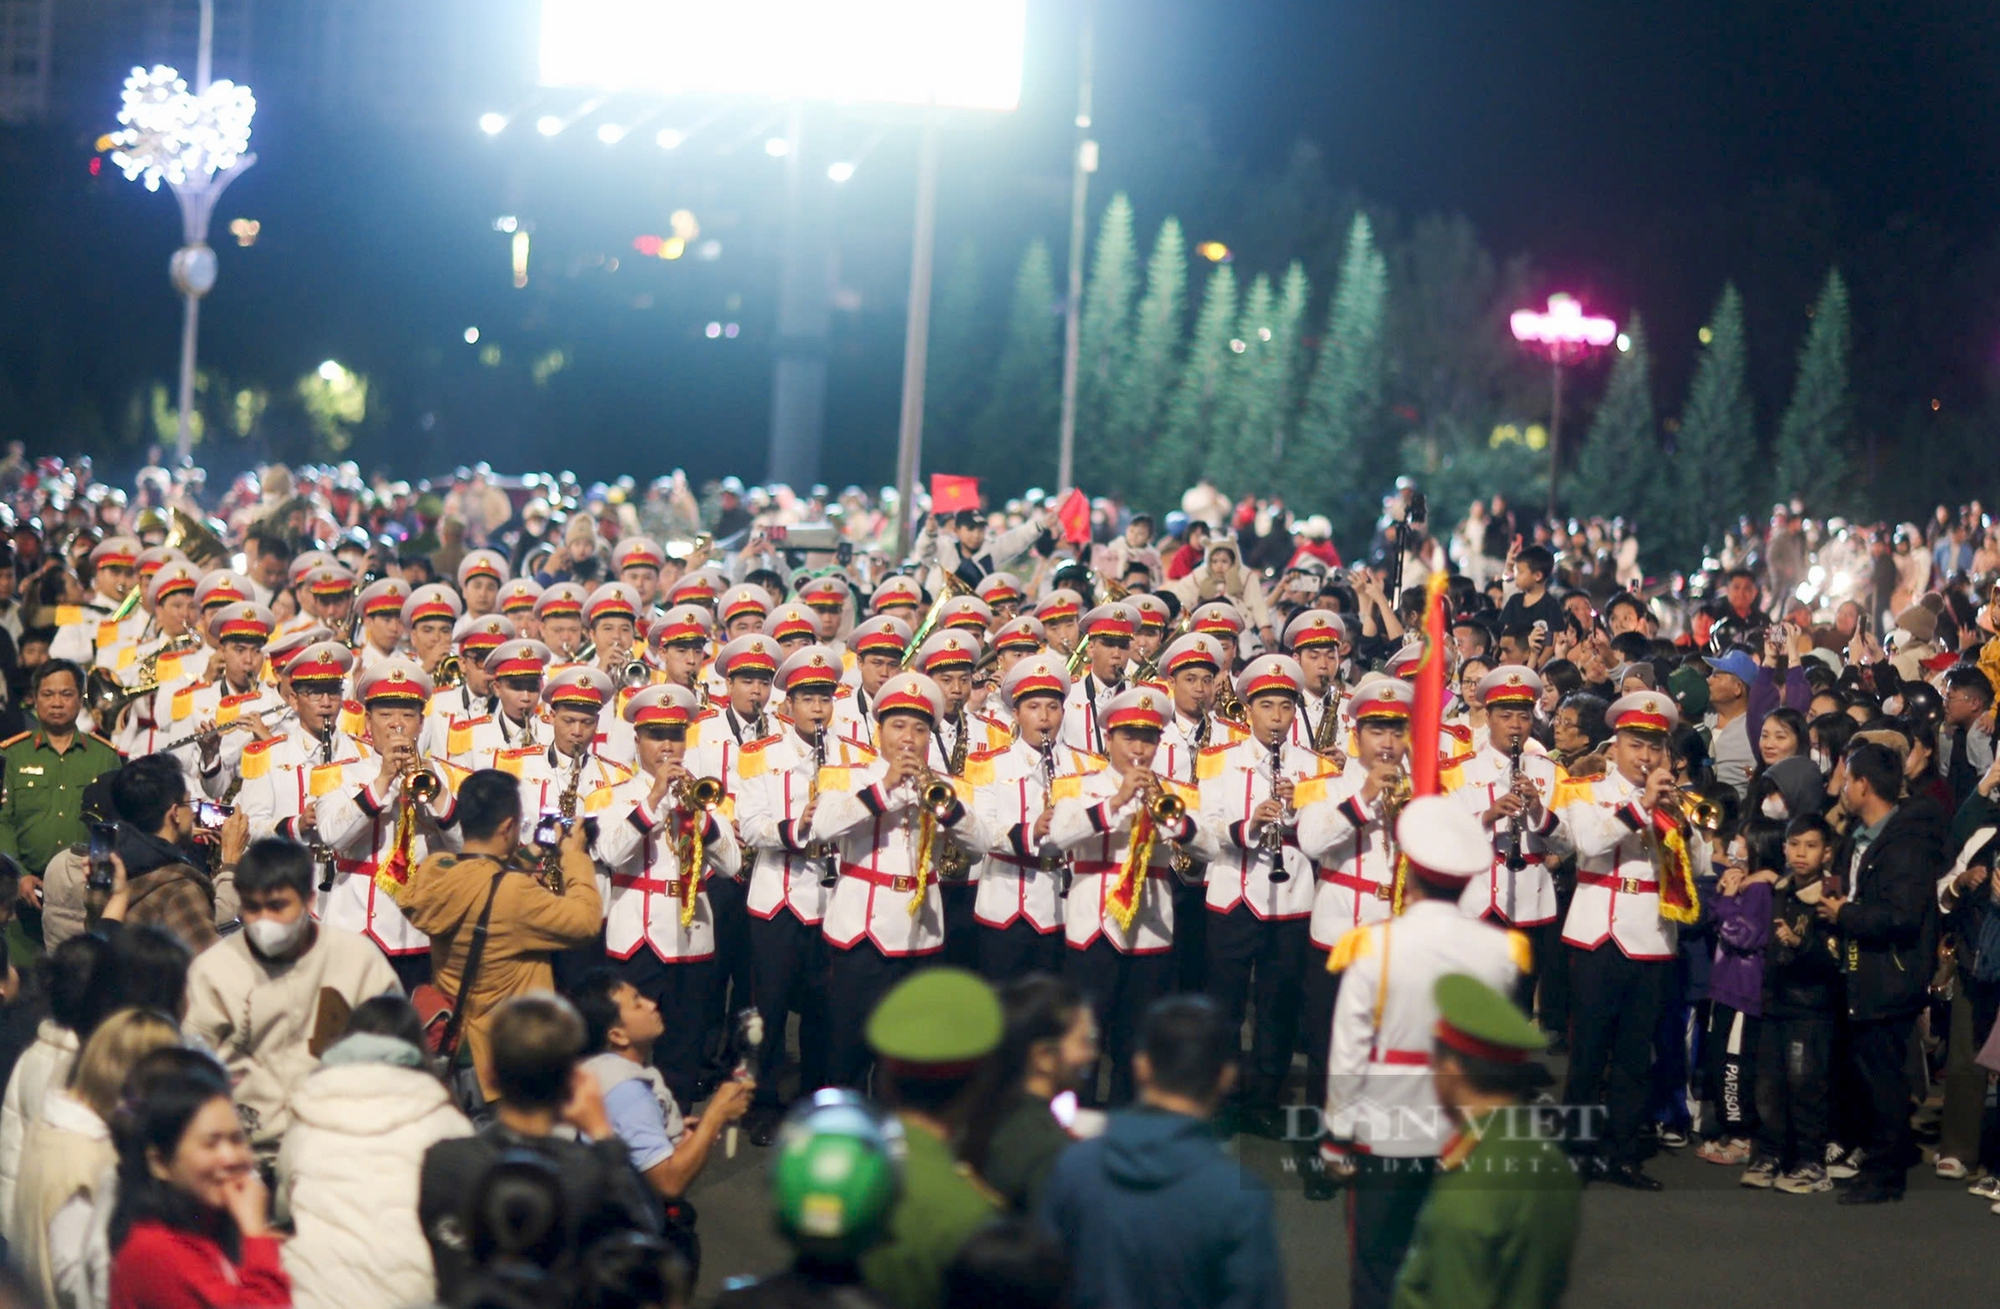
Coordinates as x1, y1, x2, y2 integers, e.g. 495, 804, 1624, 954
964, 752, 998, 788
1050, 774, 1086, 802
583, 782, 620, 814
1327, 923, 1375, 973
1161, 777, 1198, 805
815, 765, 855, 793
1550, 769, 1604, 810
1195, 744, 1231, 781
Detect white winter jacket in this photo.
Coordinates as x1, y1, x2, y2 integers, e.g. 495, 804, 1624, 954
274, 1040, 473, 1309
0, 1021, 78, 1246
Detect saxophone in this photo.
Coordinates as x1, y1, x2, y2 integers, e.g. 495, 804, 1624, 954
1310, 685, 1345, 759
1213, 677, 1248, 727
542, 750, 587, 895
936, 714, 973, 879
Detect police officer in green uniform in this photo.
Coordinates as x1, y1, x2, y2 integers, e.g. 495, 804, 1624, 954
0, 661, 121, 956
1393, 974, 1582, 1309
858, 967, 1002, 1309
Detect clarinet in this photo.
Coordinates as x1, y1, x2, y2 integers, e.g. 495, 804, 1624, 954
312, 725, 338, 892
1496, 739, 1528, 872
812, 729, 839, 888
1262, 738, 1293, 882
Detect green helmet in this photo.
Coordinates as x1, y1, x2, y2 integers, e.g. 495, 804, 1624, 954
771, 1089, 906, 1262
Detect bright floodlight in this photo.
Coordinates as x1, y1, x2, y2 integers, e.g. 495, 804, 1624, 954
317, 359, 343, 381
763, 137, 790, 157
464, 327, 481, 344
536, 114, 564, 136
478, 112, 507, 135
827, 161, 855, 183
1510, 294, 1616, 351
109, 65, 255, 192
596, 123, 626, 144
538, 0, 1027, 111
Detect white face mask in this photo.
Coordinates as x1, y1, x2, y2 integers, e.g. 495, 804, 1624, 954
1810, 748, 1830, 773
246, 912, 309, 958
1761, 794, 1789, 820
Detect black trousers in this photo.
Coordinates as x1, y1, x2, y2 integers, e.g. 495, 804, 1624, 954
1846, 1013, 1918, 1187
1065, 940, 1174, 1106
1701, 1003, 1759, 1138
1563, 945, 1673, 1165
1347, 1154, 1435, 1309
1204, 908, 1310, 1104
706, 877, 753, 1063
826, 943, 920, 1090
977, 919, 1065, 984
1302, 945, 1341, 1106
385, 951, 431, 997
616, 951, 717, 1115
1753, 1014, 1832, 1170
748, 911, 829, 1108
1173, 879, 1209, 992
940, 882, 979, 972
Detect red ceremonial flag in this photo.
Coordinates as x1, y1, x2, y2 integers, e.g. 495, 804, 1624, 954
1407, 571, 1452, 797
930, 474, 981, 515
1056, 489, 1092, 544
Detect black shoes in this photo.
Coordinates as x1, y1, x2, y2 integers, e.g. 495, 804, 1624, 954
1597, 1162, 1665, 1191
745, 1107, 782, 1148
1836, 1180, 1905, 1205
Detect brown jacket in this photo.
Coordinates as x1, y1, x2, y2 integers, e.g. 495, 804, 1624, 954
399, 848, 601, 1100
124, 860, 220, 955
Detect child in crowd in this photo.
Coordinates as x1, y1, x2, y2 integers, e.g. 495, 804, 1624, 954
1696, 822, 1780, 1165
1745, 814, 1842, 1193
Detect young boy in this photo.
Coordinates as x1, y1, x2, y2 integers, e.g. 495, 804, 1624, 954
1745, 813, 1841, 1193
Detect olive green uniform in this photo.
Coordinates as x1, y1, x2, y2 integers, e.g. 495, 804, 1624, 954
858, 1116, 999, 1309
0, 729, 121, 877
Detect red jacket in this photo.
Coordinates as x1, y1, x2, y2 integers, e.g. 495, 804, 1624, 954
1166, 543, 1203, 580
111, 1222, 292, 1309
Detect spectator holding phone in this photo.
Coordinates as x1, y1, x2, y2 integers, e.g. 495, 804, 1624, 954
106, 755, 244, 956
1497, 545, 1564, 644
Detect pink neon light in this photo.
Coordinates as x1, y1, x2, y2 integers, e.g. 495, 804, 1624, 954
1510, 294, 1617, 349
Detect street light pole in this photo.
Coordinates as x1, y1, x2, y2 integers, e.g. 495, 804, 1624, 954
1509, 294, 1615, 521
892, 112, 941, 560
1054, 0, 1095, 496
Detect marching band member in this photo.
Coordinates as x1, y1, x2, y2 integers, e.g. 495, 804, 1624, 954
976, 571, 1026, 625
911, 630, 1009, 970
1059, 602, 1139, 757
581, 583, 647, 764
48, 535, 141, 666
1282, 609, 1349, 756
717, 583, 773, 638
1554, 690, 1706, 1191
455, 548, 509, 617
286, 562, 359, 646
312, 658, 467, 990
495, 665, 634, 836
591, 682, 742, 1113
166, 602, 286, 799
969, 653, 1087, 981
764, 601, 818, 658
828, 615, 910, 748
936, 594, 993, 637
1322, 798, 1523, 1307
1130, 593, 1171, 667
496, 577, 544, 639
351, 577, 412, 673
267, 550, 334, 642
808, 672, 985, 1087
734, 645, 873, 1140
448, 637, 554, 768
1034, 588, 1083, 658
648, 603, 716, 699
110, 560, 206, 756
1295, 677, 1416, 1114
1189, 601, 1249, 678
1048, 684, 1212, 1103
399, 582, 464, 678
868, 576, 923, 631
980, 617, 1046, 725
794, 575, 852, 666
1196, 653, 1329, 1133
1154, 633, 1230, 783
532, 582, 589, 664
668, 566, 727, 613
421, 614, 516, 760
99, 545, 189, 675
1447, 665, 1568, 1013
234, 640, 363, 847
612, 536, 668, 609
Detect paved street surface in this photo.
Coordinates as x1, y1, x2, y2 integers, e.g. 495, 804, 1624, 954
683, 1118, 2000, 1306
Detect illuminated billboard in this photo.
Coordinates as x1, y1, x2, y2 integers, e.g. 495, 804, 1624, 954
538, 1, 1027, 111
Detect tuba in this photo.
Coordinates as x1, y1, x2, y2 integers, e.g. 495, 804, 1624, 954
163, 506, 230, 567
901, 571, 974, 669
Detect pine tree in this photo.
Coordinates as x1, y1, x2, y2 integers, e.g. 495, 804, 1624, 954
1772, 268, 1851, 513
1290, 214, 1386, 532
1101, 218, 1186, 499
1568, 313, 1660, 522
1075, 194, 1138, 485
1145, 262, 1236, 513
968, 240, 1060, 492
1660, 282, 1754, 563
924, 239, 987, 448
1202, 272, 1272, 491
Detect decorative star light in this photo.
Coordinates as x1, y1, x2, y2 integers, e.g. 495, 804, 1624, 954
108, 65, 256, 193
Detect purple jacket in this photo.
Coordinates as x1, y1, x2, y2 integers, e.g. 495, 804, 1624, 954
1709, 881, 1774, 1015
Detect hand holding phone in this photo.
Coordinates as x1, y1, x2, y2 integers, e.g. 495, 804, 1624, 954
88, 822, 117, 893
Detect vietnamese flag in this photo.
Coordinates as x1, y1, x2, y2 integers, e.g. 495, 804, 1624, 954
1407, 571, 1452, 797
930, 474, 981, 515
1056, 488, 1092, 544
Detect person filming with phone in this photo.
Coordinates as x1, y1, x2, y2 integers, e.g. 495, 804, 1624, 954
104, 753, 249, 955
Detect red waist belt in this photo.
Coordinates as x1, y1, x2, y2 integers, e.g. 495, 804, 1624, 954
1317, 868, 1393, 899
840, 862, 918, 894
1073, 859, 1168, 880
1576, 870, 1657, 894
611, 872, 693, 896
1370, 1048, 1431, 1066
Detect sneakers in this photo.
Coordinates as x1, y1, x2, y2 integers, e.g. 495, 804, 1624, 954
1936, 1155, 1970, 1180
1825, 1146, 1865, 1180
1775, 1164, 1833, 1194
1696, 1137, 1752, 1165
1967, 1175, 2000, 1201
1658, 1127, 1691, 1150
1740, 1159, 1779, 1189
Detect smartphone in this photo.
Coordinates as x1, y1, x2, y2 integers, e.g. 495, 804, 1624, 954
88, 822, 117, 893
533, 814, 566, 847
192, 800, 232, 831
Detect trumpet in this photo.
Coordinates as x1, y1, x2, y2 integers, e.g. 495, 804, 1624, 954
1670, 786, 1727, 838
1147, 785, 1186, 825
920, 772, 959, 819
676, 774, 725, 810
403, 756, 442, 804
621, 658, 654, 690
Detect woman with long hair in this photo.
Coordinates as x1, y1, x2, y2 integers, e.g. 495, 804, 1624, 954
107, 1050, 290, 1309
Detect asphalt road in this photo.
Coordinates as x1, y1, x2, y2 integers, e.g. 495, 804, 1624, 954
683, 1110, 2000, 1307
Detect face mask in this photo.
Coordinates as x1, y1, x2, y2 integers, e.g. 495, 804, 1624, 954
1811, 748, 1830, 773
1761, 794, 1789, 820
246, 912, 309, 958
